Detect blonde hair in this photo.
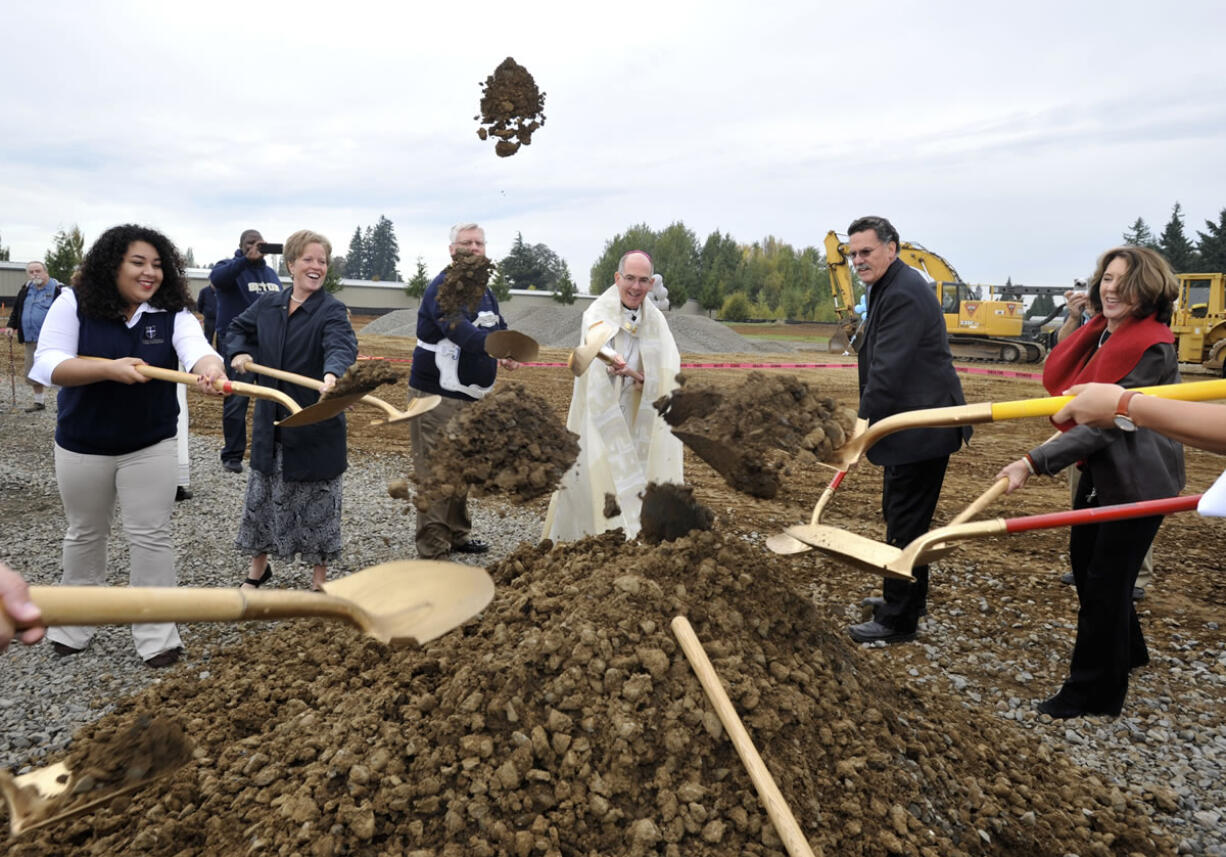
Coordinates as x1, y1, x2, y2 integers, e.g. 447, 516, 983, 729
284, 229, 332, 265
1088, 245, 1179, 324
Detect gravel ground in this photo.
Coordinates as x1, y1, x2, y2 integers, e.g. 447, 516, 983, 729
2, 398, 1225, 854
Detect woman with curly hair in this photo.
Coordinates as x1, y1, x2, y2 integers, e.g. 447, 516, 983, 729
996, 245, 1184, 718
227, 229, 357, 592
30, 224, 225, 668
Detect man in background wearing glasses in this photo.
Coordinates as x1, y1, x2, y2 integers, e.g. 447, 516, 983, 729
543, 250, 683, 541
845, 216, 971, 645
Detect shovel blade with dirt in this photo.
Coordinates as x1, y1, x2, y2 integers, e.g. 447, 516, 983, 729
0, 560, 494, 835
241, 361, 439, 426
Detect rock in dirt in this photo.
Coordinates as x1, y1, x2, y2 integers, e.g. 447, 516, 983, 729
603, 492, 620, 518
413, 383, 579, 505
639, 482, 714, 544
654, 371, 858, 499
436, 251, 496, 319
3, 531, 1173, 857
321, 360, 401, 400
474, 57, 546, 157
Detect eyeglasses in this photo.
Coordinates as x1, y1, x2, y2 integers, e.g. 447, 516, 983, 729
619, 274, 652, 286
846, 246, 882, 260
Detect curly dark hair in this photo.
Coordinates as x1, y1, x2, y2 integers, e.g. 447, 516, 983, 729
76, 224, 190, 321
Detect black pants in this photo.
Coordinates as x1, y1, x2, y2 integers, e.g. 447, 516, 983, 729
874, 456, 949, 633
1055, 470, 1162, 715
220, 351, 253, 465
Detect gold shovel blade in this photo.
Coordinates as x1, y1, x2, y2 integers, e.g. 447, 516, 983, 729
783, 523, 918, 581
485, 330, 540, 363
275, 390, 369, 427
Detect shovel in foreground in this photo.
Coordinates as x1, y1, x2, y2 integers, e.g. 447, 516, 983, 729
0, 560, 494, 835
242, 362, 439, 426
485, 330, 540, 363
787, 493, 1202, 581
567, 321, 619, 377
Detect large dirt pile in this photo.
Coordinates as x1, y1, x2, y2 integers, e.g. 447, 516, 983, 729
655, 372, 859, 498
475, 57, 546, 158
5, 531, 1170, 856
414, 383, 580, 504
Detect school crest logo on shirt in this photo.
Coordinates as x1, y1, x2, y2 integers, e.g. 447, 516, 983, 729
143, 324, 165, 345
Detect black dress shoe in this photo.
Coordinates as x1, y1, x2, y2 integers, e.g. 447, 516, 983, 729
52, 641, 84, 658
23, 402, 45, 413
222, 460, 243, 474
175, 486, 193, 502
1036, 695, 1086, 719
847, 620, 916, 645
452, 539, 490, 554
144, 647, 183, 669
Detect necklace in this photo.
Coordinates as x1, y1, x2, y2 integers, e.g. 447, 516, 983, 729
289, 294, 307, 305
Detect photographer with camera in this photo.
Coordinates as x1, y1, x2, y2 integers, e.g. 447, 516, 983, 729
209, 229, 284, 473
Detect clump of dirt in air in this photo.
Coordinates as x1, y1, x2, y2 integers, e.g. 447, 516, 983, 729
413, 383, 579, 505
436, 251, 496, 319
655, 371, 858, 499
602, 492, 620, 518
639, 482, 714, 544
475, 57, 546, 158
321, 360, 400, 400
4, 530, 1172, 857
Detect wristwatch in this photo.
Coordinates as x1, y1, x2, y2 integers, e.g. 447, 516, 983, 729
1113, 390, 1142, 432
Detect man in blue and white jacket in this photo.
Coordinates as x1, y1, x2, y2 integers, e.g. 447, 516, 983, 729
209, 229, 283, 473
408, 223, 518, 559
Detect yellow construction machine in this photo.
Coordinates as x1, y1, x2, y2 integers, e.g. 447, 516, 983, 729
825, 231, 1058, 363
1170, 272, 1226, 373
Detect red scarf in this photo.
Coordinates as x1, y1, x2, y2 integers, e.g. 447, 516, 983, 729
1042, 313, 1172, 430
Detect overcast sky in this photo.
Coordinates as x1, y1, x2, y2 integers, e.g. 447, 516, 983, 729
3, 0, 1224, 290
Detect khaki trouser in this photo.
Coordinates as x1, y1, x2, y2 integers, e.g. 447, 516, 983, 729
409, 391, 471, 558
1069, 468, 1153, 590
47, 438, 183, 660
23, 341, 45, 393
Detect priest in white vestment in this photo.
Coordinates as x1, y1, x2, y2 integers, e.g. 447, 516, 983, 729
543, 251, 683, 540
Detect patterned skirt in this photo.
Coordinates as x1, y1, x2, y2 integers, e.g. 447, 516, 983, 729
234, 445, 343, 566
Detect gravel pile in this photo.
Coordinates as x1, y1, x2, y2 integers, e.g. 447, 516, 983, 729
358, 305, 793, 354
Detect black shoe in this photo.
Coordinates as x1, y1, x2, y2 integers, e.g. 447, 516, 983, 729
144, 647, 183, 669
51, 641, 84, 658
452, 539, 490, 555
222, 460, 243, 474
860, 596, 926, 617
1036, 695, 1086, 719
240, 562, 272, 588
23, 402, 45, 413
847, 620, 916, 645
175, 486, 193, 502
1060, 571, 1075, 585
1132, 587, 1145, 601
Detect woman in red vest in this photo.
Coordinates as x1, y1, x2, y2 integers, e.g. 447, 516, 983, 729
996, 245, 1183, 719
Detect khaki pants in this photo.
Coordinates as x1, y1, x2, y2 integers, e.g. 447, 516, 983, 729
23, 341, 45, 393
47, 438, 183, 660
409, 391, 471, 558
1069, 468, 1152, 590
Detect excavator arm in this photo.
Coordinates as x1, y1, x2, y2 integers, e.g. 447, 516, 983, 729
824, 231, 864, 351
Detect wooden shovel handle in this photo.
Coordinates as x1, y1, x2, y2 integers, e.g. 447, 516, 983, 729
80, 357, 302, 414
671, 616, 816, 857
21, 586, 366, 629
948, 477, 1010, 526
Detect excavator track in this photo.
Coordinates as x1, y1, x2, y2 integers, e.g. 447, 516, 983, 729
948, 336, 1046, 364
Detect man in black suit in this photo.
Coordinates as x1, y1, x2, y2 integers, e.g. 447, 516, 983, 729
845, 216, 971, 644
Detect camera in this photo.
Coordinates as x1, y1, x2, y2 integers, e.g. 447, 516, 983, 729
257, 242, 283, 255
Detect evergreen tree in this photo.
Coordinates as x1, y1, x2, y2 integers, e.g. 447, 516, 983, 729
324, 257, 344, 293
1196, 208, 1226, 272
183, 247, 196, 268
367, 215, 401, 282
1158, 202, 1198, 272
362, 226, 374, 278
489, 266, 511, 302
553, 260, 577, 304
44, 225, 85, 283
698, 277, 723, 316
405, 257, 430, 298
1122, 217, 1156, 248
0, 232, 9, 262
1027, 292, 1056, 319
345, 227, 367, 279
498, 232, 562, 291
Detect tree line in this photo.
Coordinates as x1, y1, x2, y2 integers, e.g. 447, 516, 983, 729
1122, 203, 1226, 272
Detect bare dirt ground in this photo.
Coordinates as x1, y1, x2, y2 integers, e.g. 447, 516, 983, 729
11, 317, 1221, 855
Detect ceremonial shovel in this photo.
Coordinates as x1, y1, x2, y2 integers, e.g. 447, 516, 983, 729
241, 362, 439, 426
0, 560, 494, 835
484, 329, 540, 363
766, 378, 1226, 556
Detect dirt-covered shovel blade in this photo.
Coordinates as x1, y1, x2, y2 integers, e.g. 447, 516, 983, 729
1, 561, 493, 835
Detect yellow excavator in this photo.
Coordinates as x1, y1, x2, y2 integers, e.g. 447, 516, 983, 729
1170, 272, 1226, 373
825, 231, 1058, 363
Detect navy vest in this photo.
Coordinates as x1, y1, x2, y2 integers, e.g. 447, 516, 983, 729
57, 310, 179, 455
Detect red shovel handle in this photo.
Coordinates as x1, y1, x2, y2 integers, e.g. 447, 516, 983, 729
1005, 494, 1202, 533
